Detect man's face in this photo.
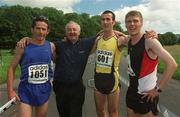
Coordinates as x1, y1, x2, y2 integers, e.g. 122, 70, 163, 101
125, 16, 142, 36
101, 13, 115, 31
66, 23, 80, 43
31, 21, 49, 41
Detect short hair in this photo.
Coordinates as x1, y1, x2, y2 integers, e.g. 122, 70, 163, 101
65, 21, 81, 32
125, 10, 143, 22
32, 15, 49, 28
102, 10, 115, 20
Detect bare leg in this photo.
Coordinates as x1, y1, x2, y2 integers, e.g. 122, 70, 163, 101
35, 101, 49, 117
94, 89, 107, 117
19, 102, 32, 117
126, 107, 139, 117
141, 111, 157, 117
107, 88, 120, 117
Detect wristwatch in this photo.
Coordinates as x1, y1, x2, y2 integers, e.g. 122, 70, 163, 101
155, 86, 162, 93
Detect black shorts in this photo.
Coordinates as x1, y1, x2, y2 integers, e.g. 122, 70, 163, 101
126, 88, 159, 116
94, 72, 119, 94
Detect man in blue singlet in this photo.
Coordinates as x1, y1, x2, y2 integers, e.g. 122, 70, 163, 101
7, 16, 56, 117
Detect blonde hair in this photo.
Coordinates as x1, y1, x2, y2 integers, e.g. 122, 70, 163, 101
125, 10, 143, 22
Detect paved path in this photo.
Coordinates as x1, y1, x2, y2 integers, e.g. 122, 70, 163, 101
0, 55, 179, 117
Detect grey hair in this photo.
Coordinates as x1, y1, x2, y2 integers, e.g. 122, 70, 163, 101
65, 21, 81, 32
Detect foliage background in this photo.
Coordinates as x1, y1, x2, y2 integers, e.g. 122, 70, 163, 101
0, 5, 179, 84
0, 5, 179, 49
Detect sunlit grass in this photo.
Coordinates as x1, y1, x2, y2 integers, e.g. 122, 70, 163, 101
0, 49, 20, 84
158, 45, 180, 80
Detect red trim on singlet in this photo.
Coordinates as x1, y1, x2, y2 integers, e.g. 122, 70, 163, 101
139, 50, 158, 78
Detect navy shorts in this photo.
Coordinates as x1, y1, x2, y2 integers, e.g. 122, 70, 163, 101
18, 81, 52, 106
126, 88, 159, 116
94, 72, 117, 94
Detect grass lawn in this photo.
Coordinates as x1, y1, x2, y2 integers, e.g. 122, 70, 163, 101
0, 49, 20, 84
158, 45, 180, 80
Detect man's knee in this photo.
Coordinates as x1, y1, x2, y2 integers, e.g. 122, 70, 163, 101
108, 108, 118, 117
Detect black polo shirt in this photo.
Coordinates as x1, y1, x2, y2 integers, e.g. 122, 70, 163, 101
53, 37, 96, 86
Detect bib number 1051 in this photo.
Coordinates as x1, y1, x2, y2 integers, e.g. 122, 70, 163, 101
28, 64, 49, 84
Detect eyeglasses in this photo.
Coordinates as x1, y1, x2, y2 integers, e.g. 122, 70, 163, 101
33, 15, 49, 22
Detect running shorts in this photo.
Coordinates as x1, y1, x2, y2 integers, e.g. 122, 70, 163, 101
126, 88, 159, 116
18, 81, 51, 106
94, 72, 118, 94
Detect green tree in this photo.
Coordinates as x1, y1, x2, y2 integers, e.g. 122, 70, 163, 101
0, 5, 126, 48
159, 32, 178, 45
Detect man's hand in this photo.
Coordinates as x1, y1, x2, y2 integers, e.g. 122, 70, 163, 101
141, 88, 159, 102
113, 30, 126, 37
8, 90, 20, 101
144, 30, 158, 39
16, 37, 31, 48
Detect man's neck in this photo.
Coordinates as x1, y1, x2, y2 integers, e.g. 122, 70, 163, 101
67, 38, 79, 44
31, 38, 45, 45
103, 30, 114, 40
130, 32, 144, 45
71, 40, 78, 44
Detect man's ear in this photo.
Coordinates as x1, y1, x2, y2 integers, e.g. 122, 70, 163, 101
113, 20, 116, 25
47, 29, 50, 35
77, 31, 80, 37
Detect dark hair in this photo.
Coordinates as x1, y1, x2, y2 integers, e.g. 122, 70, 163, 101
102, 10, 115, 20
31, 15, 49, 28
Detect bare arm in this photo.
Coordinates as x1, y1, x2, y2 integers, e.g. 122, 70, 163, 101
116, 35, 129, 50
90, 36, 101, 54
50, 42, 56, 63
142, 39, 177, 102
146, 39, 177, 89
113, 30, 129, 47
7, 47, 23, 101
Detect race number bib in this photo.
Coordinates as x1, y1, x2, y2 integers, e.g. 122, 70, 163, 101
28, 64, 49, 84
96, 49, 113, 68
